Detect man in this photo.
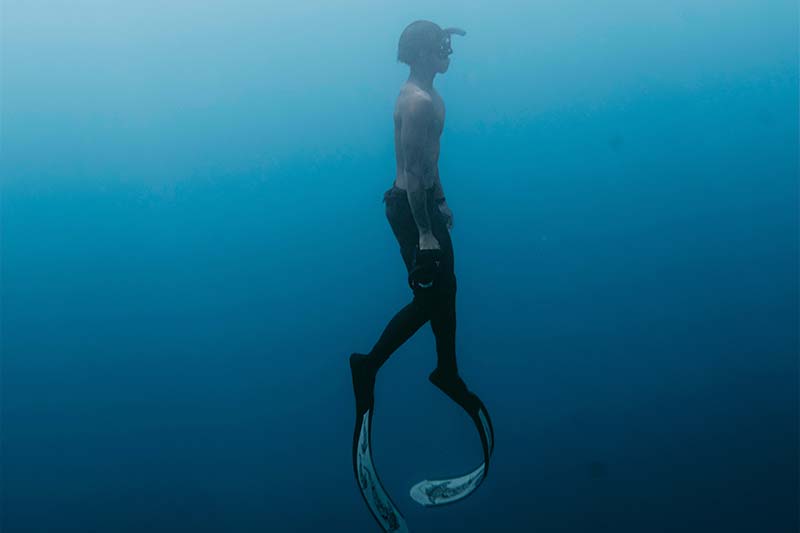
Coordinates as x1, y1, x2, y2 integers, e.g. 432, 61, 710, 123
348, 20, 494, 532
350, 19, 471, 416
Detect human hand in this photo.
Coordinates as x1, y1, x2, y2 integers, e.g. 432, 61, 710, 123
438, 201, 453, 230
409, 246, 442, 290
419, 231, 440, 250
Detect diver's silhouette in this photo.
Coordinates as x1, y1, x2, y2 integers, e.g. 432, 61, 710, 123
349, 21, 494, 533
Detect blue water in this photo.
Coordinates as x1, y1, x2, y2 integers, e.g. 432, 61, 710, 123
2, 1, 797, 532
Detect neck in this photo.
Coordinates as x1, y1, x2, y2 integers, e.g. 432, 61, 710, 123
408, 65, 436, 91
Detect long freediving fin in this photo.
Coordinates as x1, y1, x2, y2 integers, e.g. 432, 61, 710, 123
409, 370, 495, 507
350, 354, 409, 533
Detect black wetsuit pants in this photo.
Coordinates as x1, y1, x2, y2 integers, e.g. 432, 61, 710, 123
366, 186, 458, 376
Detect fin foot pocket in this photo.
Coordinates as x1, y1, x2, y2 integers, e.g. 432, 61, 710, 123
350, 353, 377, 417
428, 368, 481, 413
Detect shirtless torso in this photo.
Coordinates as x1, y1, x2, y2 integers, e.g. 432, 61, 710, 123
392, 80, 452, 248
393, 81, 445, 192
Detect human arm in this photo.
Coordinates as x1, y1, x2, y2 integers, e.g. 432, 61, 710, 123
401, 97, 440, 249
432, 173, 453, 230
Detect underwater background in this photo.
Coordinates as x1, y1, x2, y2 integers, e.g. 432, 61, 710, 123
2, 1, 797, 532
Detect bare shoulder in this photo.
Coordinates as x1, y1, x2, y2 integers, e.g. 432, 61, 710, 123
397, 84, 435, 122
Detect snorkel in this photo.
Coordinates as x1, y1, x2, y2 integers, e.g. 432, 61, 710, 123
439, 27, 467, 58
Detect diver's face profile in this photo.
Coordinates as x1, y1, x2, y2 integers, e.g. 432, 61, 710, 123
415, 50, 449, 74
434, 54, 451, 73
424, 35, 451, 73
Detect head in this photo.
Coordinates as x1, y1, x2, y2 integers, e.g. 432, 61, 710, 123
397, 20, 466, 74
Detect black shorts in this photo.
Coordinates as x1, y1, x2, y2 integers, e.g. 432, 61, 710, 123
383, 186, 456, 295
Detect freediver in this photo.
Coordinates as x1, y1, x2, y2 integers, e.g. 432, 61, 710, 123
350, 18, 479, 434
349, 21, 494, 531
